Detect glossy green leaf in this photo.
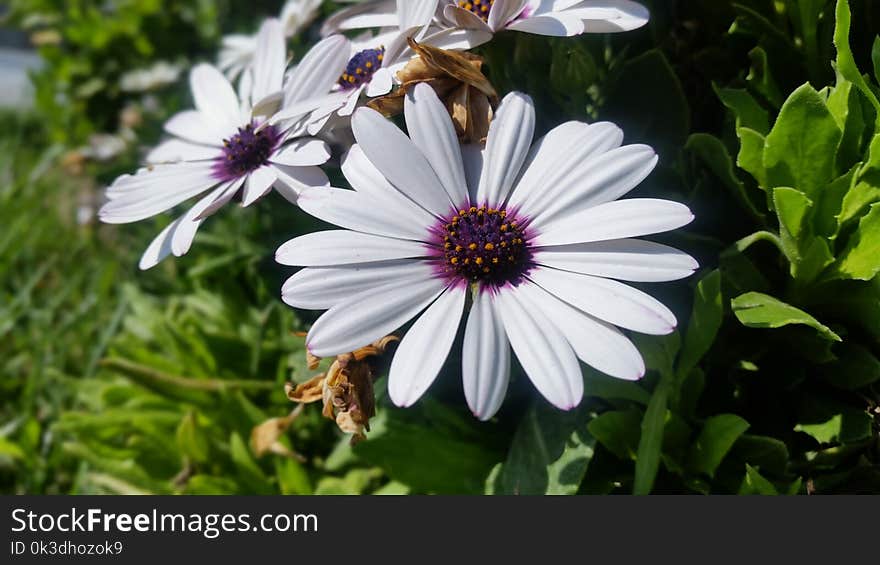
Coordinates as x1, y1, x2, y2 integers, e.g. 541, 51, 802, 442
492, 402, 596, 495
687, 414, 750, 477
763, 83, 842, 200
587, 409, 642, 461
829, 203, 880, 280
833, 0, 880, 114
738, 464, 779, 495
732, 292, 842, 341
678, 270, 724, 378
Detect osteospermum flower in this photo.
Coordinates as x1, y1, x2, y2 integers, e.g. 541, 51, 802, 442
218, 0, 323, 80
276, 83, 697, 419
100, 20, 350, 269
323, 0, 649, 47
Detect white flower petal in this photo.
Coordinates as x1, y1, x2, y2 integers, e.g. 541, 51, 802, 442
532, 198, 695, 247
388, 287, 465, 407
398, 0, 441, 31
100, 162, 218, 224
365, 67, 394, 97
306, 275, 447, 357
461, 143, 484, 204
146, 139, 220, 164
506, 13, 585, 36
276, 230, 428, 266
534, 239, 698, 282
285, 35, 350, 105
282, 260, 434, 309
529, 267, 677, 335
508, 121, 623, 212
488, 0, 528, 31
297, 187, 430, 240
527, 144, 658, 228
462, 289, 511, 420
477, 92, 535, 205
139, 219, 179, 270
164, 110, 230, 146
341, 145, 439, 224
272, 164, 330, 203
517, 282, 645, 380
569, 0, 651, 32
189, 64, 242, 129
351, 107, 455, 216
496, 286, 584, 410
250, 19, 286, 105
444, 5, 494, 32
271, 138, 332, 167
241, 166, 277, 207
419, 27, 493, 50
404, 84, 469, 207
322, 1, 398, 35
170, 182, 233, 256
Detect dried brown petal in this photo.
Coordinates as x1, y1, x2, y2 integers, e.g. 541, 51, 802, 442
250, 404, 305, 460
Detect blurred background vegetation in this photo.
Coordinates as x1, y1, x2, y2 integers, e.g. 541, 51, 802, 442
2, 0, 878, 494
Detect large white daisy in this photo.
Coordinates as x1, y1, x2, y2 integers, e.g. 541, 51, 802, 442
277, 83, 696, 419
323, 0, 649, 47
100, 20, 351, 270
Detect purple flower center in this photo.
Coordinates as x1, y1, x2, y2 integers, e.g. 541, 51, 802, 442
214, 122, 280, 180
437, 205, 533, 287
338, 47, 385, 90
458, 0, 493, 22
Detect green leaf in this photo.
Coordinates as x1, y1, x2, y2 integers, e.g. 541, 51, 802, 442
873, 36, 880, 85
827, 78, 867, 173
840, 134, 880, 225
763, 83, 842, 201
275, 458, 312, 495
795, 410, 873, 445
732, 435, 790, 476
687, 414, 750, 477
738, 464, 779, 495
587, 409, 642, 461
355, 401, 504, 494
492, 402, 596, 495
829, 203, 880, 280
678, 270, 723, 378
633, 373, 673, 495
715, 85, 770, 134
821, 343, 880, 390
834, 0, 880, 115
686, 134, 764, 220
731, 292, 842, 341
175, 411, 210, 465
0, 437, 25, 461
773, 186, 813, 263
584, 369, 651, 405
737, 128, 769, 188
745, 46, 784, 108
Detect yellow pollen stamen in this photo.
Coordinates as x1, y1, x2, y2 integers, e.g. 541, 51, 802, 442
468, 243, 478, 251
484, 243, 495, 250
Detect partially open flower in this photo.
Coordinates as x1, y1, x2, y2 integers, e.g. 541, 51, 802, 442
368, 37, 498, 143
286, 336, 398, 444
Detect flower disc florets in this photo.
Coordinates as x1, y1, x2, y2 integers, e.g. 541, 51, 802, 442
458, 0, 494, 22
215, 122, 280, 180
339, 47, 385, 90
438, 205, 532, 286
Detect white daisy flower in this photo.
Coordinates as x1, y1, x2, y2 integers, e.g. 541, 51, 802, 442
218, 0, 324, 80
277, 83, 697, 419
100, 19, 350, 270
323, 0, 649, 47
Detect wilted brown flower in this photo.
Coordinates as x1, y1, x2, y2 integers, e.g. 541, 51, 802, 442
285, 336, 398, 445
368, 37, 498, 144
250, 404, 306, 460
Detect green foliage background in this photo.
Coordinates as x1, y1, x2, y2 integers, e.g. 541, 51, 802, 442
2, 0, 879, 494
